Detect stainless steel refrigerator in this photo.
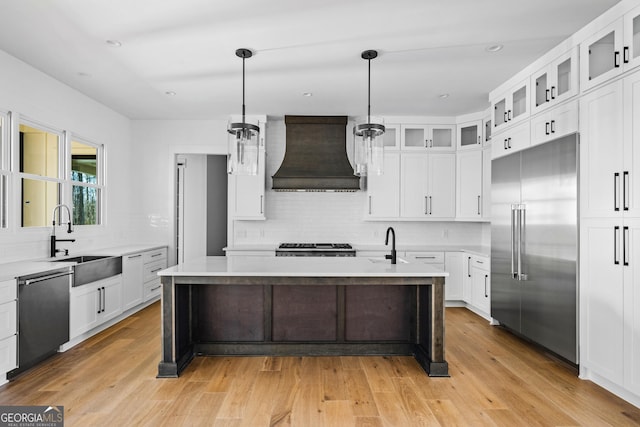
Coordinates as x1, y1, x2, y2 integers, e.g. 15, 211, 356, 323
491, 133, 578, 363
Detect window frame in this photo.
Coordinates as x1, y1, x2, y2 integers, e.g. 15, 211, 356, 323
67, 133, 104, 227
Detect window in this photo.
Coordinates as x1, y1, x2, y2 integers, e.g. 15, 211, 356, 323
18, 121, 62, 227
70, 138, 103, 225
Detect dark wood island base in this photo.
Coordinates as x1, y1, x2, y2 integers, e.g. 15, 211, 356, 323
157, 274, 448, 378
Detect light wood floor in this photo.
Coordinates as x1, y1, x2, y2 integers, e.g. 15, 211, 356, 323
1, 303, 639, 426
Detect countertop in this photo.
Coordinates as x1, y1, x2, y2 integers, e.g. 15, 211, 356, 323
0, 243, 167, 282
159, 255, 448, 278
224, 244, 490, 257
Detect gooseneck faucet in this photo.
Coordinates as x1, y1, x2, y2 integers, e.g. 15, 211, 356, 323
50, 204, 75, 257
385, 226, 396, 265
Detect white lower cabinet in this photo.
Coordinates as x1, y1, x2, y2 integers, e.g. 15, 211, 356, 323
444, 252, 464, 301
70, 275, 123, 339
469, 256, 490, 315
143, 248, 167, 301
122, 253, 144, 311
581, 218, 640, 394
0, 279, 17, 380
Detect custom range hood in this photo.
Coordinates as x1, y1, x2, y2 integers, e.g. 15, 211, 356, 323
272, 116, 360, 191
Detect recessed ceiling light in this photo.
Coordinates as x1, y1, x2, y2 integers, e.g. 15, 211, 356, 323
106, 40, 122, 47
438, 93, 450, 99
77, 72, 91, 78
303, 92, 313, 97
165, 91, 176, 96
486, 44, 503, 52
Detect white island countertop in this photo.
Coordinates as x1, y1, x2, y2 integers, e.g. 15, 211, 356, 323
159, 256, 448, 278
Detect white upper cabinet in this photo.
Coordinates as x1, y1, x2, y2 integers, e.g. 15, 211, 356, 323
491, 121, 530, 160
581, 5, 640, 92
457, 120, 483, 151
492, 79, 530, 131
365, 152, 400, 219
229, 123, 266, 220
456, 150, 482, 219
530, 100, 579, 147
531, 47, 579, 114
400, 153, 455, 219
401, 124, 455, 151
382, 123, 401, 150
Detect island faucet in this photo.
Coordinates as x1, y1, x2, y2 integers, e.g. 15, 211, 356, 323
50, 204, 75, 257
385, 226, 396, 265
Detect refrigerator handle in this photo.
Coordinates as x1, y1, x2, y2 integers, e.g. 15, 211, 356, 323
614, 226, 620, 265
614, 172, 620, 211
511, 205, 517, 279
518, 206, 527, 281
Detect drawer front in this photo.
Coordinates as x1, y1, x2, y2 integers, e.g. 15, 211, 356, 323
0, 280, 17, 305
143, 248, 167, 264
144, 260, 166, 283
405, 252, 445, 264
0, 301, 17, 340
470, 255, 490, 271
144, 280, 162, 301
0, 334, 17, 373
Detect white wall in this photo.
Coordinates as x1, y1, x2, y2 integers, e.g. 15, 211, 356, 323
130, 120, 228, 265
0, 50, 134, 262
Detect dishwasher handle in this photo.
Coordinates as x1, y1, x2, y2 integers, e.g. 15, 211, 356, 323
20, 271, 73, 286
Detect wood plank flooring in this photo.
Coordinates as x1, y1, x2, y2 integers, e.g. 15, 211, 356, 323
1, 302, 639, 426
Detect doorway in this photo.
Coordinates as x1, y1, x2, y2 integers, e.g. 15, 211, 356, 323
175, 154, 227, 263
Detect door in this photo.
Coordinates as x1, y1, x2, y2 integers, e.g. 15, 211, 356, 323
490, 151, 522, 331
520, 135, 578, 363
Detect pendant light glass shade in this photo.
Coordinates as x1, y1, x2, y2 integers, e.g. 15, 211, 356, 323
353, 50, 385, 176
227, 48, 259, 175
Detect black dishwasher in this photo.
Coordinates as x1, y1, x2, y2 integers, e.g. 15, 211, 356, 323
8, 268, 72, 379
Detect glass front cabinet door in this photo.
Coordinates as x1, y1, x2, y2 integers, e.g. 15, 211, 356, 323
492, 79, 529, 131
531, 48, 579, 114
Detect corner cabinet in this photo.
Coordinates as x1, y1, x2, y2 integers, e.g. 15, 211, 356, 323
456, 150, 483, 220
457, 120, 483, 150
228, 123, 266, 220
580, 4, 640, 92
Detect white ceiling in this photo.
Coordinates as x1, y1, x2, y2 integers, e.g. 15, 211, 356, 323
0, 0, 622, 120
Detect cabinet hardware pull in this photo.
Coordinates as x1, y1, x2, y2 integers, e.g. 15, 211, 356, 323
614, 172, 620, 211
429, 196, 433, 215
97, 288, 102, 314
551, 86, 556, 100
151, 253, 162, 258
468, 256, 472, 278
623, 226, 629, 266
614, 51, 620, 68
623, 46, 629, 64
508, 110, 512, 121
151, 268, 162, 273
504, 138, 508, 150
478, 135, 481, 144
477, 195, 481, 215
425, 196, 428, 215
545, 122, 550, 135
102, 287, 106, 312
614, 226, 620, 265
484, 274, 488, 298
416, 256, 436, 259
151, 285, 161, 292
368, 196, 372, 215
545, 89, 550, 103
128, 254, 142, 259
623, 171, 629, 211
551, 120, 555, 133
260, 195, 264, 214
504, 112, 508, 123
476, 260, 484, 264
507, 137, 512, 149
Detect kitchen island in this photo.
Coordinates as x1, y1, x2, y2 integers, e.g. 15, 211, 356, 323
157, 256, 448, 378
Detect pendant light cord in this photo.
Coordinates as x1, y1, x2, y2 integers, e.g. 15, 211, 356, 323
242, 55, 246, 124
367, 57, 371, 126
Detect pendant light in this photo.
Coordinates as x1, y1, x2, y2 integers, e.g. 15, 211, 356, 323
353, 49, 385, 176
227, 48, 260, 175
